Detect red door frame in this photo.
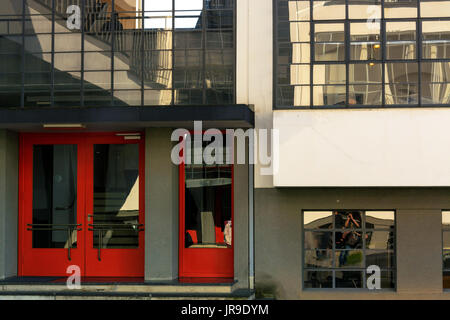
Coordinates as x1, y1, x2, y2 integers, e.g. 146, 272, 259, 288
18, 132, 145, 277
178, 132, 234, 278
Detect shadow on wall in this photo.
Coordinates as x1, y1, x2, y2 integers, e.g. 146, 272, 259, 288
255, 274, 282, 300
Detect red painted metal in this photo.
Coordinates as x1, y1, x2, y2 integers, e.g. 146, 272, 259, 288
19, 133, 145, 277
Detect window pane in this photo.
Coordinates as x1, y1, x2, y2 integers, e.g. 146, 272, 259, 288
385, 62, 419, 104
315, 43, 345, 61
443, 231, 450, 250
335, 250, 364, 268
304, 211, 333, 229
443, 211, 450, 229
32, 145, 77, 249
350, 22, 381, 61
313, 64, 346, 85
304, 271, 333, 288
386, 22, 416, 60
348, 1, 381, 19
313, 1, 346, 20
313, 85, 346, 106
384, 0, 418, 18
422, 21, 450, 59
365, 211, 395, 228
366, 250, 395, 269
305, 250, 333, 268
305, 231, 333, 250
184, 138, 233, 249
92, 144, 140, 249
335, 211, 363, 229
335, 271, 363, 288
420, 1, 450, 18
366, 230, 395, 249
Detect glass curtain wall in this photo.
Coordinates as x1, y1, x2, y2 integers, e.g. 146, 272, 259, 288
275, 0, 450, 108
0, 0, 235, 107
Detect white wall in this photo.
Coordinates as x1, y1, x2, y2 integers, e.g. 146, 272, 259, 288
237, 0, 274, 189
274, 108, 450, 187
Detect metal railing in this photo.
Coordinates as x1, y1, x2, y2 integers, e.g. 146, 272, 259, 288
26, 223, 82, 261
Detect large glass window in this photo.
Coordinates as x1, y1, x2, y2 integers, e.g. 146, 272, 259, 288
0, 0, 235, 107
303, 210, 396, 289
275, 0, 450, 108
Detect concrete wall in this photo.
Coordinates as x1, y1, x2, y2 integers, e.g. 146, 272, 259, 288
145, 128, 250, 287
0, 130, 19, 280
255, 188, 450, 299
145, 128, 179, 281
274, 109, 450, 187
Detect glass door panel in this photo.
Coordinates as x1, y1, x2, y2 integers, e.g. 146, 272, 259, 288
32, 145, 78, 249
92, 144, 140, 249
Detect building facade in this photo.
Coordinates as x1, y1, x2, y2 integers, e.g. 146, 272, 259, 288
1, 0, 450, 300
0, 0, 254, 299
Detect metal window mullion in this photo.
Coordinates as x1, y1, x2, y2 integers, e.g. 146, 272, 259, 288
141, 0, 145, 107
202, 0, 207, 104
417, 8, 422, 107
345, 0, 349, 106
362, 211, 367, 288
171, 0, 175, 106
310, 0, 314, 109
381, 0, 386, 107
21, 0, 25, 108
111, 0, 115, 106
80, 0, 85, 107
51, 0, 55, 107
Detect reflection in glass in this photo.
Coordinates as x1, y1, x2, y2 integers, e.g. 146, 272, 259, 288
305, 231, 333, 250
365, 211, 395, 229
335, 271, 363, 288
303, 210, 396, 289
350, 22, 381, 61
385, 62, 419, 105
184, 137, 232, 249
420, 1, 450, 18
366, 230, 394, 250
32, 145, 77, 249
335, 250, 363, 268
422, 21, 450, 59
443, 211, 450, 229
386, 22, 416, 60
92, 144, 140, 249
304, 271, 333, 288
304, 211, 333, 229
313, 1, 345, 20
421, 62, 450, 104
366, 250, 394, 269
305, 250, 333, 268
384, 0, 418, 18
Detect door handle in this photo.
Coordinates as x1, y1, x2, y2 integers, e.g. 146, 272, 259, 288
87, 214, 94, 222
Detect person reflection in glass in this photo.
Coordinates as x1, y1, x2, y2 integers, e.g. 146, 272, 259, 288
336, 212, 362, 267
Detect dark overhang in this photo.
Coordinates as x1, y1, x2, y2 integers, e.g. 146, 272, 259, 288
0, 105, 254, 131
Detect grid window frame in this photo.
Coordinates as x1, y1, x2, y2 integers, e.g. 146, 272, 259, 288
302, 209, 397, 290
274, 0, 450, 109
0, 0, 236, 108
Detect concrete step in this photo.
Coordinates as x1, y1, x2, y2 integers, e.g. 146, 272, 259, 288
0, 289, 255, 300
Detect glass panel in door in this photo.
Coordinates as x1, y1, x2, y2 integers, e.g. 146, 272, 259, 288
32, 145, 78, 249
92, 144, 140, 249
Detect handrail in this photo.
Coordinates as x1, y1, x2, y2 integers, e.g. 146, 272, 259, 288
27, 223, 82, 261
87, 223, 144, 261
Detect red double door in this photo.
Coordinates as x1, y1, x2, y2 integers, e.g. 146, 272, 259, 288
19, 133, 145, 277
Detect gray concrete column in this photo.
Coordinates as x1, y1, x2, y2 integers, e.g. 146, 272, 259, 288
396, 209, 443, 293
233, 138, 249, 289
145, 128, 178, 281
0, 130, 19, 280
